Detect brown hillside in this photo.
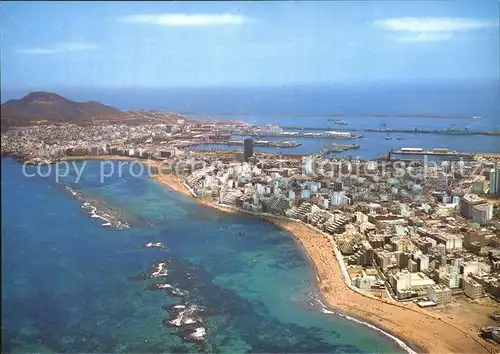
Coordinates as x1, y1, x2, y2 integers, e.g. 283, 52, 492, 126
1, 92, 119, 128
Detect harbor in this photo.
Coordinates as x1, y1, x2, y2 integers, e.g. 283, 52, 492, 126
365, 128, 500, 136
391, 148, 476, 158
180, 139, 302, 149
229, 125, 500, 138
321, 143, 360, 155
232, 131, 363, 139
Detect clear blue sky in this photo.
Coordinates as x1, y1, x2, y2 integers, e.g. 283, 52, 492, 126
1, 1, 498, 90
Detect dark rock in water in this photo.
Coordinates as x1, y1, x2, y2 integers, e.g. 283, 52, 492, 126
182, 326, 206, 342
170, 288, 188, 297
127, 273, 149, 281
150, 261, 169, 277
148, 283, 188, 297
163, 319, 178, 329
164, 303, 186, 312
163, 303, 205, 335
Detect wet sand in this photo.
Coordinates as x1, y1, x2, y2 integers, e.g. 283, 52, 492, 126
61, 156, 497, 353
151, 173, 496, 353
268, 218, 496, 354
151, 173, 192, 197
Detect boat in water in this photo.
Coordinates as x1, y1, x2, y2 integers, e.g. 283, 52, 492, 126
385, 137, 392, 140
333, 120, 348, 125
397, 137, 403, 140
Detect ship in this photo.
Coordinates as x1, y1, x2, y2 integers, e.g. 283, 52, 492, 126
333, 120, 348, 125
397, 137, 403, 140
385, 137, 392, 140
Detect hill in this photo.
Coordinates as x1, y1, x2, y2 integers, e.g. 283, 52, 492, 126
1, 92, 120, 128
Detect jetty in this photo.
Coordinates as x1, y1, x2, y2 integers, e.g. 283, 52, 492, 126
321, 143, 360, 155
232, 126, 500, 137
391, 148, 474, 158
181, 140, 301, 149
232, 131, 361, 139
365, 128, 500, 136
181, 111, 481, 119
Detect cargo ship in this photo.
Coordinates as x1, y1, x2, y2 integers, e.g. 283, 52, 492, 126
333, 120, 348, 125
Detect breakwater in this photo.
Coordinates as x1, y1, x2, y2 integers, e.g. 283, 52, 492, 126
321, 144, 360, 154
232, 132, 362, 139
181, 140, 302, 148
364, 128, 500, 136
181, 112, 480, 119
280, 126, 357, 132
234, 127, 500, 137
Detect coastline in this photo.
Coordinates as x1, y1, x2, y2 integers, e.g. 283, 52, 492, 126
147, 171, 495, 354
27, 157, 497, 353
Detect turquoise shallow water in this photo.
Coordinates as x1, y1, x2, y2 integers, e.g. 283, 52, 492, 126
2, 158, 405, 353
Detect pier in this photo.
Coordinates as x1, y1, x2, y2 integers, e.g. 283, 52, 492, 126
181, 111, 481, 119
181, 140, 302, 149
389, 149, 500, 161
232, 126, 500, 137
365, 128, 500, 136
391, 148, 475, 158
280, 126, 357, 132
226, 140, 301, 148
321, 143, 360, 155
232, 131, 362, 139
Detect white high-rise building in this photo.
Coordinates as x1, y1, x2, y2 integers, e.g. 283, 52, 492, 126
472, 203, 493, 225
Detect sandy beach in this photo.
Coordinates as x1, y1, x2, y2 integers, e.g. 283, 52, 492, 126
150, 171, 497, 354
60, 156, 497, 353
269, 218, 497, 354
151, 173, 192, 197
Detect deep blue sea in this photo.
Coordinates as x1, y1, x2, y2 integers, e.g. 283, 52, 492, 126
2, 158, 407, 353
1, 83, 498, 352
4, 82, 498, 158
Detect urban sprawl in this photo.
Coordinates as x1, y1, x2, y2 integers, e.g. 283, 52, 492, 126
2, 116, 500, 343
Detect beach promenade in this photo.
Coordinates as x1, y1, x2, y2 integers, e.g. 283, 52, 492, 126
150, 171, 497, 354
56, 156, 497, 353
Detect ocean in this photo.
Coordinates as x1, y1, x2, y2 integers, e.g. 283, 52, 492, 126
4, 82, 498, 158
1, 158, 407, 353
2, 82, 498, 352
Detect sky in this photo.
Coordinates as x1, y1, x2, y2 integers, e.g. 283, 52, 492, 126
0, 1, 499, 90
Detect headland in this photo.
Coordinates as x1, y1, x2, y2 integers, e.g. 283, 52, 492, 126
2, 103, 499, 353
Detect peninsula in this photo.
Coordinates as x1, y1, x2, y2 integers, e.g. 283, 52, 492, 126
2, 92, 500, 353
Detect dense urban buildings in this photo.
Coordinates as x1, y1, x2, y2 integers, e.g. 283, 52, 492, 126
2, 117, 500, 344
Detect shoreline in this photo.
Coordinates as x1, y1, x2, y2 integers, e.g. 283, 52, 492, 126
145, 171, 494, 354
8, 156, 497, 353
135, 165, 424, 352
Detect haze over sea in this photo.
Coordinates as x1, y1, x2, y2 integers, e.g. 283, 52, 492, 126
4, 82, 499, 158
2, 158, 407, 353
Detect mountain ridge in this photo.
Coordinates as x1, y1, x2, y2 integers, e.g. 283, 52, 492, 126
1, 91, 120, 128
